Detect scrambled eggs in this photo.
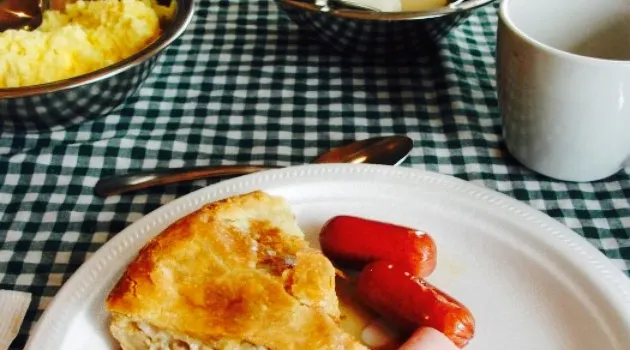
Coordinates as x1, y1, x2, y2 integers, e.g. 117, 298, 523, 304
0, 0, 172, 89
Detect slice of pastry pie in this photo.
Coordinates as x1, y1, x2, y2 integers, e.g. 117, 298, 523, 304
105, 191, 367, 350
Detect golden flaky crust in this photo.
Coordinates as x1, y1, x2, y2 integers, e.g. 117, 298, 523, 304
106, 191, 366, 350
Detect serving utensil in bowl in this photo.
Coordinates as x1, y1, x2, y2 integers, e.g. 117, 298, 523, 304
274, 0, 498, 57
0, 0, 194, 130
0, 0, 70, 32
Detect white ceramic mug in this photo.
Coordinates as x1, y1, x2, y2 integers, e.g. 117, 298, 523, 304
497, 0, 630, 182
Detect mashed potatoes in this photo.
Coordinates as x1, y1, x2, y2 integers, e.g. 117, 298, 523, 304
0, 0, 171, 89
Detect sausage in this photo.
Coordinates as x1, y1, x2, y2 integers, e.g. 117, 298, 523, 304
398, 327, 460, 350
356, 261, 475, 348
319, 215, 437, 278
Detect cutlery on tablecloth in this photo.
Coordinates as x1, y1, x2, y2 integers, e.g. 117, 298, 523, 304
94, 135, 414, 197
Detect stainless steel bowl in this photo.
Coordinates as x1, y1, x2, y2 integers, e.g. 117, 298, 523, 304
275, 0, 497, 57
0, 0, 194, 130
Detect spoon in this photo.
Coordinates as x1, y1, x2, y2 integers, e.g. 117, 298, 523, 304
0, 0, 55, 32
94, 135, 414, 197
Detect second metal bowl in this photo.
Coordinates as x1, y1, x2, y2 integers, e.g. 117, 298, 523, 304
275, 0, 497, 57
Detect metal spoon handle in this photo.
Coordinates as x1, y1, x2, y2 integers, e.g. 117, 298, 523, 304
94, 165, 278, 197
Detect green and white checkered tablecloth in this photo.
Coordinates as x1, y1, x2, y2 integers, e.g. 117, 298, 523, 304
1, 0, 629, 348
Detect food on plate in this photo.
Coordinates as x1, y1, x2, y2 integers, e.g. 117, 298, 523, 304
320, 215, 437, 278
323, 216, 474, 349
0, 0, 175, 89
105, 191, 367, 350
398, 327, 459, 350
355, 260, 475, 348
106, 192, 475, 349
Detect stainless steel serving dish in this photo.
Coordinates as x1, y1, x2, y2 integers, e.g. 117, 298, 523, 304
275, 0, 498, 57
0, 0, 194, 130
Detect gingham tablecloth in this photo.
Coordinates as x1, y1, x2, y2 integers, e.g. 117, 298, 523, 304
1, 0, 629, 348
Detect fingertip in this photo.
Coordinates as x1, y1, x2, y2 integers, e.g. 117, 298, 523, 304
398, 327, 460, 350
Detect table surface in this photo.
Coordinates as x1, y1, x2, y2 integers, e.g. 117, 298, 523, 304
1, 0, 629, 348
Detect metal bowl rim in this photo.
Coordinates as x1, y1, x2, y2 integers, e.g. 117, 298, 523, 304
277, 0, 498, 21
0, 0, 195, 99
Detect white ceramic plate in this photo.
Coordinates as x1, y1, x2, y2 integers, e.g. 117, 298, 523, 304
26, 164, 630, 349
